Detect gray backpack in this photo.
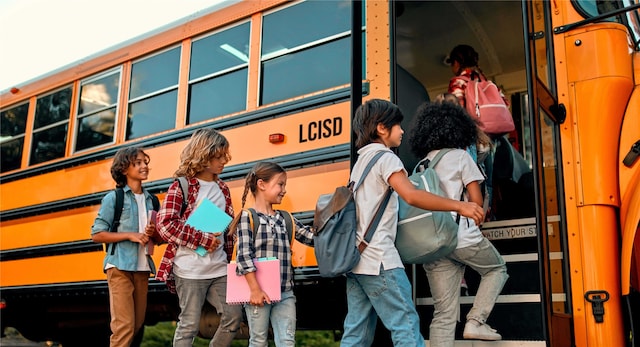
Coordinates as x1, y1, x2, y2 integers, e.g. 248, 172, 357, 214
313, 151, 391, 277
396, 149, 460, 264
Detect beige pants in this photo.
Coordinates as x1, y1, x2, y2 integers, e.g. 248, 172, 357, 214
106, 268, 149, 347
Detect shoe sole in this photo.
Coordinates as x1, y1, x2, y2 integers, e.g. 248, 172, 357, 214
463, 333, 502, 341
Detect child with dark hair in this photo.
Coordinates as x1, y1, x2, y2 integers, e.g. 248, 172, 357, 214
156, 128, 243, 347
341, 99, 484, 347
231, 161, 315, 347
409, 102, 508, 345
91, 147, 159, 347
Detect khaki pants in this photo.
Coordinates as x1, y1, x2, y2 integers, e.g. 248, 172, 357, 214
106, 268, 149, 347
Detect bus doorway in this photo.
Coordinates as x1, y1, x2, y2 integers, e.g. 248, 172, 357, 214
392, 1, 566, 345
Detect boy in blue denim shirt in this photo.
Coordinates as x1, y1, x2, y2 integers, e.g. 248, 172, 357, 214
91, 147, 160, 347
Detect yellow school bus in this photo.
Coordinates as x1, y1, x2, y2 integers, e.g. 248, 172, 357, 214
1, 1, 638, 346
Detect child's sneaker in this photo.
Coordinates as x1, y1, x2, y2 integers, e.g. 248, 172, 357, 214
463, 320, 502, 341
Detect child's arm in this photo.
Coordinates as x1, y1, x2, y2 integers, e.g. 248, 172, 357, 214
466, 181, 483, 207
388, 170, 484, 225
294, 218, 314, 246
156, 181, 219, 252
244, 271, 271, 306
92, 230, 149, 245
90, 192, 150, 245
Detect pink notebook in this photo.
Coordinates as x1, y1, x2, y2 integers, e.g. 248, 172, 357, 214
226, 259, 281, 304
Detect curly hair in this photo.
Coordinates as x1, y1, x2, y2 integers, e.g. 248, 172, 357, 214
174, 128, 231, 179
353, 99, 404, 149
409, 102, 478, 158
111, 147, 149, 188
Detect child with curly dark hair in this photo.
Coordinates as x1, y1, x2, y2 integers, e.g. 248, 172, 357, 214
409, 102, 508, 345
91, 147, 160, 347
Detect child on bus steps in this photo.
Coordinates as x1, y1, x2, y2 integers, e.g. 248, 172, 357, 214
340, 99, 484, 347
408, 101, 508, 345
155, 128, 243, 347
91, 147, 160, 347
230, 161, 315, 347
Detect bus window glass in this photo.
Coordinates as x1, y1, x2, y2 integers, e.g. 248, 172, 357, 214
78, 73, 120, 115
188, 22, 250, 124
530, 0, 552, 89
0, 102, 29, 173
261, 1, 350, 58
539, 108, 570, 314
261, 38, 350, 105
129, 47, 180, 100
30, 86, 72, 165
127, 90, 178, 140
127, 48, 180, 140
75, 109, 116, 151
188, 70, 247, 124
260, 1, 351, 105
189, 22, 250, 80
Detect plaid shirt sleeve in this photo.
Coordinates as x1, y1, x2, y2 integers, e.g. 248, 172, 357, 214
156, 179, 217, 250
235, 210, 256, 275
448, 75, 468, 107
293, 217, 314, 246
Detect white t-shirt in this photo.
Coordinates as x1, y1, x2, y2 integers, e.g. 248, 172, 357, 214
424, 149, 485, 249
173, 178, 227, 279
134, 193, 150, 271
349, 143, 406, 275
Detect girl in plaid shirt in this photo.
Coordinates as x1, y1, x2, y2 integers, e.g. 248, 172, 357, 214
156, 128, 243, 347
232, 161, 314, 347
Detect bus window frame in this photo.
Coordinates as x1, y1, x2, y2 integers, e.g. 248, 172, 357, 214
73, 67, 122, 153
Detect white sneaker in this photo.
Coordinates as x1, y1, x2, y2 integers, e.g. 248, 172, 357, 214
463, 320, 502, 341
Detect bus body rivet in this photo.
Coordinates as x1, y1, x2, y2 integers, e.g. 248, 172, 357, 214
575, 39, 582, 46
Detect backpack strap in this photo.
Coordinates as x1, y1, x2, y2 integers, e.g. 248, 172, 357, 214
107, 188, 125, 255
176, 177, 189, 216
150, 193, 160, 212
352, 151, 387, 192
351, 150, 393, 252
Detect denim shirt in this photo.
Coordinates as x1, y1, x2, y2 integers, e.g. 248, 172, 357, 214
91, 185, 157, 273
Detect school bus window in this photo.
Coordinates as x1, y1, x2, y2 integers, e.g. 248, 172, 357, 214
127, 46, 180, 140
188, 22, 250, 124
573, 0, 621, 18
0, 102, 29, 173
29, 86, 72, 165
259, 0, 351, 106
75, 71, 120, 151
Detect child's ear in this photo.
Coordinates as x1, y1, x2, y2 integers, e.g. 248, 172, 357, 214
376, 123, 388, 136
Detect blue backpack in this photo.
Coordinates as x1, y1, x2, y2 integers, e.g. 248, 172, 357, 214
396, 149, 460, 264
313, 151, 392, 277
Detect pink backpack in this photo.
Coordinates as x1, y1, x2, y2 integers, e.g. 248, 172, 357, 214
462, 75, 515, 135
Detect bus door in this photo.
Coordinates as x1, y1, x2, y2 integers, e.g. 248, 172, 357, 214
392, 0, 569, 344
523, 0, 573, 346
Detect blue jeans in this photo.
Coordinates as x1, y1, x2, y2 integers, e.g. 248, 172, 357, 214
341, 267, 424, 347
173, 275, 244, 347
245, 290, 296, 347
423, 238, 508, 347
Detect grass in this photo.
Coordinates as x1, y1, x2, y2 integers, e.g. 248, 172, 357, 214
141, 322, 340, 347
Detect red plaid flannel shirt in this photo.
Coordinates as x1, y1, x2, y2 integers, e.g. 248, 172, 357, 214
155, 176, 234, 293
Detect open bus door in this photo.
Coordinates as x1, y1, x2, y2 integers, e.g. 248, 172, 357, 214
523, 1, 573, 345
392, 0, 572, 345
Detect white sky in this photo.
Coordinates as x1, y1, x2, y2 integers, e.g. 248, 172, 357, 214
0, 0, 227, 93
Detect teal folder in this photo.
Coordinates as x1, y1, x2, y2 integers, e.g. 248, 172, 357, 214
186, 198, 232, 256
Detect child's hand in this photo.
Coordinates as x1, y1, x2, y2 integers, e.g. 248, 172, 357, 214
249, 289, 271, 306
458, 201, 484, 226
130, 232, 149, 245
205, 237, 222, 252
144, 223, 156, 237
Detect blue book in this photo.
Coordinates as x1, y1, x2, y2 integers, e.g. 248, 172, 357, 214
186, 198, 233, 256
